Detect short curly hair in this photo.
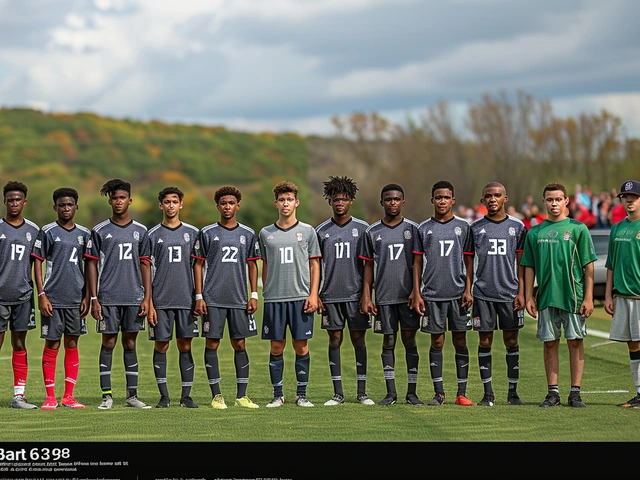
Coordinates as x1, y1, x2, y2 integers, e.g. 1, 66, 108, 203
273, 181, 298, 199
3, 181, 28, 200
214, 186, 242, 204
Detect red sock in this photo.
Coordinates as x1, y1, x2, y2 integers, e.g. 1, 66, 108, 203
63, 346, 79, 398
42, 346, 59, 398
12, 349, 28, 396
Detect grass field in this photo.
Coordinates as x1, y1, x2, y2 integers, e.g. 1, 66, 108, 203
0, 304, 638, 446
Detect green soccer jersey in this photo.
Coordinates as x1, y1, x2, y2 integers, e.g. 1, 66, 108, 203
605, 217, 640, 298
521, 218, 597, 313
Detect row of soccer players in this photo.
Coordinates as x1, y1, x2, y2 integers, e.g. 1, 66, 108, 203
1, 176, 638, 410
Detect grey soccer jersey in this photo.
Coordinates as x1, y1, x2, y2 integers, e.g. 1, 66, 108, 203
258, 221, 321, 303
469, 215, 527, 302
360, 218, 420, 305
0, 218, 39, 304
192, 222, 261, 308
31, 221, 91, 308
414, 216, 472, 301
148, 222, 199, 310
316, 216, 369, 303
84, 219, 151, 306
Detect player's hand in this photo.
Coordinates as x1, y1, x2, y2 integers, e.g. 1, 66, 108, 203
513, 293, 526, 311
461, 291, 473, 309
38, 295, 54, 317
147, 306, 158, 327
247, 298, 258, 315
525, 298, 537, 319
139, 300, 150, 317
79, 297, 90, 318
91, 299, 103, 321
194, 299, 207, 317
317, 298, 325, 313
579, 300, 594, 319
604, 297, 615, 316
304, 294, 319, 313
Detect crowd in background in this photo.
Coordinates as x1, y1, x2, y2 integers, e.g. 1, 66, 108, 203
456, 183, 626, 230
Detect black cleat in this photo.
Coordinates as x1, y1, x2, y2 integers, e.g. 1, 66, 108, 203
156, 396, 170, 408
539, 392, 561, 408
179, 396, 199, 408
378, 393, 397, 405
426, 393, 445, 406
620, 394, 640, 408
405, 393, 424, 405
567, 392, 586, 408
477, 394, 495, 407
507, 393, 525, 405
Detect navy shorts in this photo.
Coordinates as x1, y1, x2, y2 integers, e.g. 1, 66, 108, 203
148, 309, 199, 342
472, 298, 524, 332
420, 299, 471, 334
0, 299, 36, 333
372, 303, 419, 335
320, 301, 371, 331
262, 301, 314, 341
202, 307, 258, 339
41, 308, 87, 340
96, 305, 145, 334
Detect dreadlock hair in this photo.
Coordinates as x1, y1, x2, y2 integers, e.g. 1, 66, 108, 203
214, 185, 242, 204
53, 187, 79, 204
322, 175, 358, 201
158, 186, 184, 202
100, 178, 131, 197
3, 181, 28, 200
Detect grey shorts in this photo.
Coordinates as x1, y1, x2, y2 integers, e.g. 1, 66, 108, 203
320, 301, 371, 331
472, 298, 524, 332
609, 297, 640, 342
372, 303, 419, 335
537, 307, 586, 342
41, 308, 87, 340
0, 299, 36, 333
148, 309, 199, 342
96, 305, 145, 334
420, 299, 471, 334
203, 307, 258, 339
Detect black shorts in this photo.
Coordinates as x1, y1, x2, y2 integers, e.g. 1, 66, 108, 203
372, 303, 419, 335
202, 307, 258, 339
96, 305, 145, 334
0, 299, 36, 333
320, 301, 371, 331
472, 298, 524, 332
41, 308, 87, 340
262, 301, 314, 341
420, 299, 471, 334
149, 309, 199, 341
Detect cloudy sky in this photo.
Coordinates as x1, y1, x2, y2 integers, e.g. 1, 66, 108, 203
1, 0, 639, 137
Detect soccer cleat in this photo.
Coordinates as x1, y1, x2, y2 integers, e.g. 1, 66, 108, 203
41, 396, 58, 410
507, 393, 525, 405
324, 394, 345, 406
567, 392, 586, 408
179, 396, 199, 408
378, 393, 398, 405
265, 396, 285, 408
234, 396, 259, 409
405, 393, 424, 405
11, 395, 38, 409
98, 395, 113, 410
620, 394, 640, 408
539, 392, 561, 408
427, 393, 445, 406
211, 394, 228, 409
295, 395, 314, 407
61, 396, 85, 409
156, 396, 170, 408
357, 394, 375, 405
126, 395, 152, 409
455, 395, 473, 406
477, 394, 495, 407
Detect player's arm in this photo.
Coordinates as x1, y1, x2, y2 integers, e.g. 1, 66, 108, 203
514, 251, 526, 311
247, 259, 258, 315
524, 265, 537, 319
462, 253, 474, 308
193, 258, 207, 316
85, 258, 102, 321
408, 253, 424, 314
360, 259, 376, 315
580, 261, 595, 318
604, 268, 615, 316
139, 258, 152, 317
33, 257, 53, 317
261, 257, 268, 287
304, 257, 320, 313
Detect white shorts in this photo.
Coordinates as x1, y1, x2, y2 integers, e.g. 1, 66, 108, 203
609, 297, 640, 342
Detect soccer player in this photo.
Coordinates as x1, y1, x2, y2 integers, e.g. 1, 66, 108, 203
467, 182, 527, 406
193, 185, 261, 410
0, 181, 39, 409
521, 182, 596, 408
259, 180, 321, 408
360, 184, 422, 406
32, 187, 91, 410
410, 180, 474, 407
316, 176, 375, 406
85, 178, 153, 410
604, 180, 640, 407
147, 186, 200, 409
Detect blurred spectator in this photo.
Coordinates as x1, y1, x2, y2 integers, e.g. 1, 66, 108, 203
595, 190, 612, 229
571, 200, 597, 228
609, 196, 626, 225
507, 205, 524, 220
574, 183, 592, 209
521, 193, 534, 213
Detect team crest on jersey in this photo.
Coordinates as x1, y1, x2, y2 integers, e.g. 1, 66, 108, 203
352, 229, 359, 237
26, 232, 32, 242
133, 231, 140, 241
403, 230, 412, 240
240, 235, 246, 245
77, 236, 84, 245
563, 232, 571, 241
508, 227, 516, 236
34, 239, 41, 249
636, 231, 640, 240
267, 234, 274, 240
183, 232, 190, 242
548, 230, 558, 239
454, 227, 462, 236
296, 233, 303, 242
